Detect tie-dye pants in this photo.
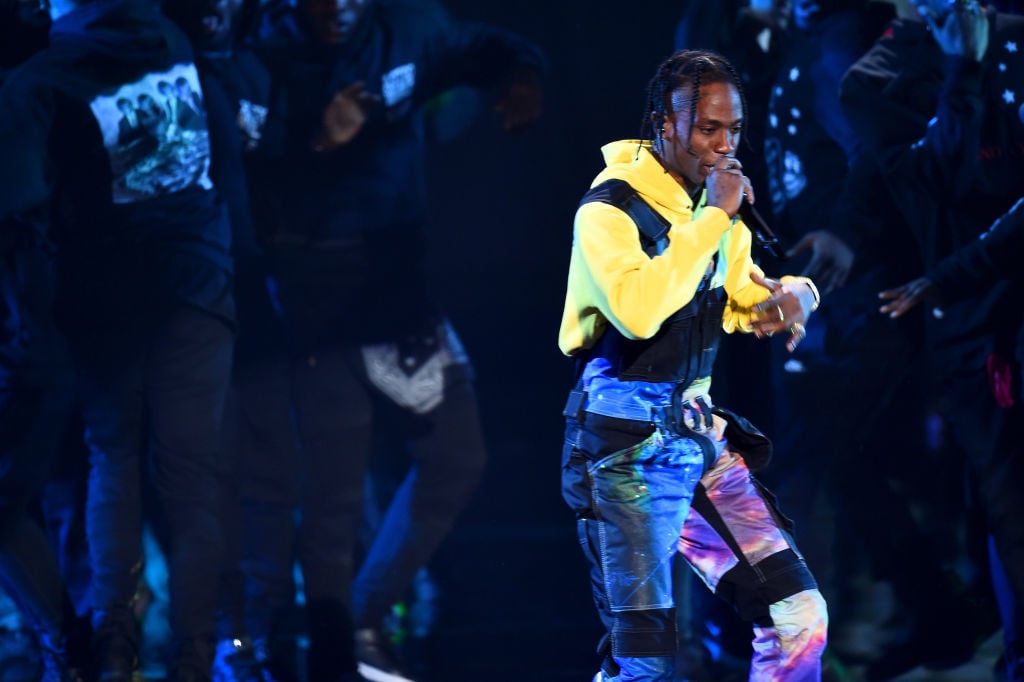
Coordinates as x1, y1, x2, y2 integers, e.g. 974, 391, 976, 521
561, 406, 828, 682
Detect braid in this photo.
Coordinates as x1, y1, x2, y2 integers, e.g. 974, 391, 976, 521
720, 58, 751, 155
689, 65, 705, 148
640, 58, 675, 142
642, 49, 748, 151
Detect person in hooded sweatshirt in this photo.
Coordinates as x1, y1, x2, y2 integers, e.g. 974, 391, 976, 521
0, 0, 236, 680
558, 48, 827, 682
228, 0, 544, 680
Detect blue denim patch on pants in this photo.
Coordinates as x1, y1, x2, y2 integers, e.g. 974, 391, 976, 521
587, 429, 705, 613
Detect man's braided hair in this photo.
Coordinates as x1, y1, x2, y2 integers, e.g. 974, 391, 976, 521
642, 49, 748, 153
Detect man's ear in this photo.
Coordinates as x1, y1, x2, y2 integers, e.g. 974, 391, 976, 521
657, 113, 673, 142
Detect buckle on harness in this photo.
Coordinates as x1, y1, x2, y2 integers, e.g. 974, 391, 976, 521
653, 393, 714, 433
562, 389, 587, 421
653, 393, 719, 472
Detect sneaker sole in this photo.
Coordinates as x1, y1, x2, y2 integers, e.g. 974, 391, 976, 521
357, 662, 417, 682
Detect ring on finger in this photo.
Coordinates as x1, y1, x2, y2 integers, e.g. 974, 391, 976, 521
776, 305, 785, 324
789, 322, 806, 337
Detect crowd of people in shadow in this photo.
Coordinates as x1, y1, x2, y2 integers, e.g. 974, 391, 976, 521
0, 0, 1021, 681
0, 0, 542, 680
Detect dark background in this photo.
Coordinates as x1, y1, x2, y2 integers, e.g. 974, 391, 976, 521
410, 2, 689, 679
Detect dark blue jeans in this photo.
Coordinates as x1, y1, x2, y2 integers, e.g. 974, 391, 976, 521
72, 305, 233, 641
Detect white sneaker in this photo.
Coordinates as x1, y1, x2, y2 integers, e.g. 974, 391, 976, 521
354, 628, 416, 682
357, 661, 416, 682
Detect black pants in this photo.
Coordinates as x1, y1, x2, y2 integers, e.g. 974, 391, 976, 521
0, 238, 76, 642
940, 361, 1024, 636
0, 380, 74, 641
72, 305, 233, 642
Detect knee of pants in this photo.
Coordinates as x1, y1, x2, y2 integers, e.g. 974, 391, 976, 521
769, 588, 828, 659
611, 607, 676, 658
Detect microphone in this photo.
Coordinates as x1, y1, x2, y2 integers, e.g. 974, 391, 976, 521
737, 199, 787, 261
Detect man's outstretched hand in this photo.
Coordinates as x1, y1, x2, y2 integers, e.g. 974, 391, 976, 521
878, 276, 937, 318
785, 230, 853, 295
313, 81, 382, 152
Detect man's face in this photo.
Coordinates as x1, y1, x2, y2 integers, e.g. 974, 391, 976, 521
172, 0, 244, 51
659, 81, 743, 193
299, 0, 370, 47
197, 0, 244, 51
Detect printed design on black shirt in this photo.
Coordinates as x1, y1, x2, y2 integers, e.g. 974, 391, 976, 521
992, 35, 1024, 140
237, 99, 269, 151
89, 63, 213, 204
381, 62, 415, 120
765, 71, 809, 216
997, 40, 1020, 111
360, 319, 469, 414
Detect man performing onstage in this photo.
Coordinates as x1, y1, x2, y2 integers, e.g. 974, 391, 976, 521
558, 49, 827, 682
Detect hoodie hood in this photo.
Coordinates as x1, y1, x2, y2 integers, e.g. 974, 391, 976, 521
593, 140, 695, 216
50, 0, 178, 62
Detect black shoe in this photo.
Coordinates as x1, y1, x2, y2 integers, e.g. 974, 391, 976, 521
354, 628, 416, 682
169, 636, 216, 682
307, 598, 364, 682
94, 628, 140, 682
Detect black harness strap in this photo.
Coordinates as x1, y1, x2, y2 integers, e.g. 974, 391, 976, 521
579, 179, 671, 256
569, 179, 671, 388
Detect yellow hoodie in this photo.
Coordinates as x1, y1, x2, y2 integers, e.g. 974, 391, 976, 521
559, 140, 803, 357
